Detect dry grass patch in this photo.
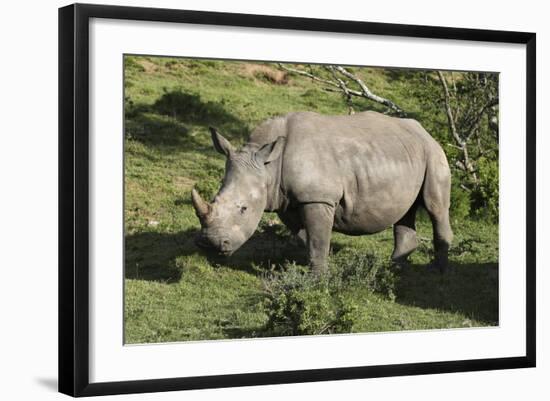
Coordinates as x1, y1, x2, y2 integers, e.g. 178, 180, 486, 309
138, 59, 159, 74
240, 63, 289, 85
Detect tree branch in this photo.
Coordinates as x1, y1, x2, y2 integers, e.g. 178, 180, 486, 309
278, 63, 406, 116
437, 71, 478, 183
325, 65, 356, 114
437, 71, 463, 147
277, 63, 339, 89
464, 97, 499, 142
333, 66, 405, 116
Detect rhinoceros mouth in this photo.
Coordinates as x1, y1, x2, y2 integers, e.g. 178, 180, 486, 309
195, 234, 235, 257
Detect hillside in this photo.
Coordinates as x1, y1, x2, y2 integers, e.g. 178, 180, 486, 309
123, 56, 498, 343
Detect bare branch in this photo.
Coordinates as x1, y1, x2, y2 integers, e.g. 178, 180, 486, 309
333, 66, 406, 115
277, 63, 406, 116
437, 71, 464, 147
437, 71, 478, 183
277, 63, 339, 89
464, 97, 499, 142
325, 66, 356, 114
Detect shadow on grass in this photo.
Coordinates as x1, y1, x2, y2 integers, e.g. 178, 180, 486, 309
218, 259, 499, 339
125, 90, 249, 152
125, 229, 197, 283
125, 225, 306, 283
125, 225, 498, 326
394, 262, 499, 325
220, 322, 268, 340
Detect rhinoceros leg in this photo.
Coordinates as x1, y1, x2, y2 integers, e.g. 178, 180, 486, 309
295, 229, 308, 248
300, 203, 335, 274
391, 202, 419, 264
277, 209, 307, 247
422, 155, 454, 273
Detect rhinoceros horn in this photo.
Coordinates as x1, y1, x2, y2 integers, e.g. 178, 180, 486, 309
191, 188, 211, 219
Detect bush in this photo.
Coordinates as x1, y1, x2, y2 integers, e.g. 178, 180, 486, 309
266, 286, 335, 336
329, 249, 397, 300
471, 157, 499, 222
449, 179, 471, 221
260, 251, 396, 336
261, 274, 360, 336
261, 263, 329, 336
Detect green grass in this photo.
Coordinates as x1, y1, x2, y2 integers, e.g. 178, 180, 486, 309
124, 56, 498, 344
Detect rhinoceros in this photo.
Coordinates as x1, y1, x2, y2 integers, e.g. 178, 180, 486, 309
192, 111, 453, 273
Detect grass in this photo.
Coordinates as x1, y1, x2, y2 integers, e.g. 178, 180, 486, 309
124, 56, 498, 344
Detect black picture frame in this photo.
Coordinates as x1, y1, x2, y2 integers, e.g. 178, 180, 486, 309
58, 3, 536, 397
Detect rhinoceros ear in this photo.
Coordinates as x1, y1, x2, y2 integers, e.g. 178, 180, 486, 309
209, 127, 234, 157
255, 136, 285, 164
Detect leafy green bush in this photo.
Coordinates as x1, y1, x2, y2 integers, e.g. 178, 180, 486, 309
450, 179, 471, 221
330, 249, 397, 300
260, 252, 396, 336
471, 157, 499, 222
261, 263, 323, 335
261, 265, 360, 336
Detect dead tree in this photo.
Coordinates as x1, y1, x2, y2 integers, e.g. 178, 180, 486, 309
277, 63, 406, 116
436, 71, 498, 185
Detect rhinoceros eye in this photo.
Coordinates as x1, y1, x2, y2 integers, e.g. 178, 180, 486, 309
239, 206, 247, 214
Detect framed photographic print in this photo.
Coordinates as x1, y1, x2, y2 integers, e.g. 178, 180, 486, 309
58, 3, 536, 397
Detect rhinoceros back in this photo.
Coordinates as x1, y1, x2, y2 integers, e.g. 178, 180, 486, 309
274, 111, 435, 234
248, 115, 289, 145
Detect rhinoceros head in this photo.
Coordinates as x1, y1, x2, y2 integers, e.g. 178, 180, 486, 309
192, 127, 285, 256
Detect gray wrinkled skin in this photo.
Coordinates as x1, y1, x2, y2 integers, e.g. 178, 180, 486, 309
192, 111, 453, 273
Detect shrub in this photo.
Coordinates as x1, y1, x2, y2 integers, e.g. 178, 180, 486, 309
449, 179, 471, 221
471, 157, 499, 222
267, 286, 334, 335
261, 265, 360, 336
330, 249, 397, 300
261, 263, 325, 335
260, 251, 396, 336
